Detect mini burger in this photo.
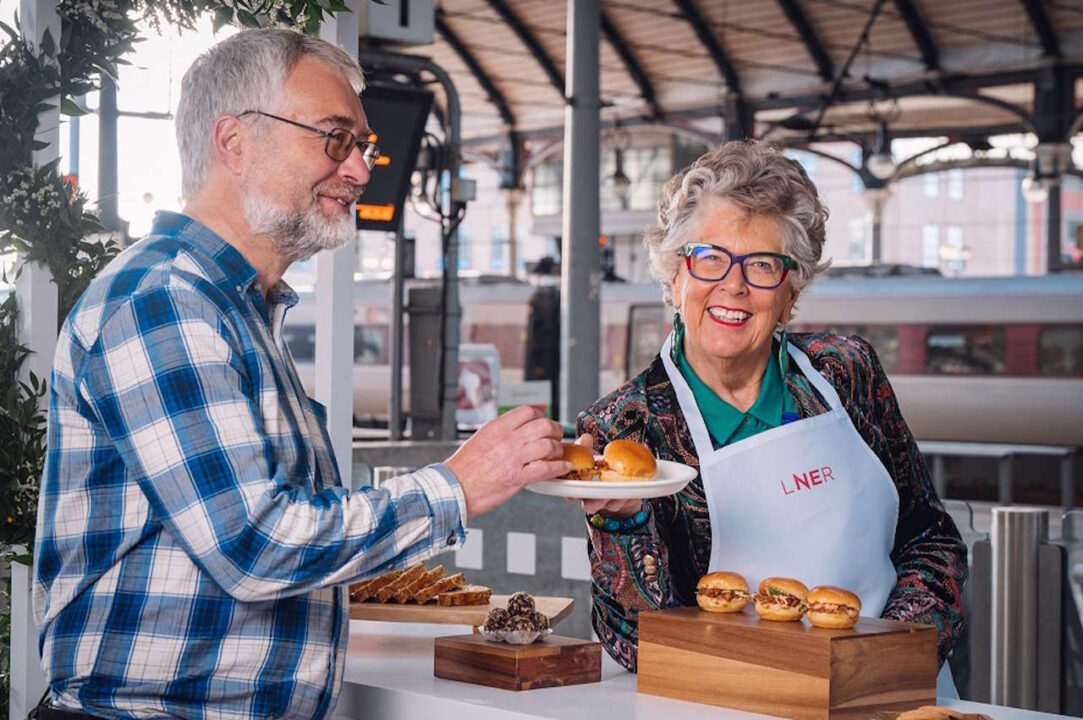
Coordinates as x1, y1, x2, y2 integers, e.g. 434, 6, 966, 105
752, 577, 808, 622
695, 571, 750, 613
559, 443, 600, 481
599, 440, 657, 482
806, 585, 862, 629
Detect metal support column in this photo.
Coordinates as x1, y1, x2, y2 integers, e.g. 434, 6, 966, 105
314, 1, 361, 486
389, 217, 406, 441
1047, 180, 1062, 273
559, 0, 601, 425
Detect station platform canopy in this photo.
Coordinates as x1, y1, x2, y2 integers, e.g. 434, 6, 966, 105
383, 0, 1082, 158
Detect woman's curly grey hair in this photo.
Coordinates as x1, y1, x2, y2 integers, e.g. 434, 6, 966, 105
645, 140, 830, 305
176, 28, 365, 199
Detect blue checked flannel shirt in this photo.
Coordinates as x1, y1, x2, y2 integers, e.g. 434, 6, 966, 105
34, 211, 467, 719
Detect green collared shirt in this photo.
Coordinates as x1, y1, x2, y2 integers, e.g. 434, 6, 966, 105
673, 338, 798, 450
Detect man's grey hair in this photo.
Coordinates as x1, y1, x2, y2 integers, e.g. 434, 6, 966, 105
645, 140, 830, 306
176, 28, 365, 199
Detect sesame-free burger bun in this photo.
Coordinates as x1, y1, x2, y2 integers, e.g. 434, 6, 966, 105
695, 571, 751, 612
600, 440, 657, 482
753, 577, 809, 622
807, 585, 862, 629
560, 443, 599, 480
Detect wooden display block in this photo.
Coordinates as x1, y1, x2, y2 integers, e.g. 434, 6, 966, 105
638, 607, 937, 720
434, 634, 601, 691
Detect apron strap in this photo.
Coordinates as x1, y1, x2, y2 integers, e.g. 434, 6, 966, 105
781, 336, 843, 411
660, 333, 718, 460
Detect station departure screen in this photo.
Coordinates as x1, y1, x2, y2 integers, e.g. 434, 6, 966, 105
355, 83, 434, 232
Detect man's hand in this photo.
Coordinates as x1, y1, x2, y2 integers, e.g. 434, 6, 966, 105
445, 406, 567, 518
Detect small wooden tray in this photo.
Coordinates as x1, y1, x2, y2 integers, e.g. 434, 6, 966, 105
638, 607, 937, 720
434, 634, 601, 691
349, 595, 574, 626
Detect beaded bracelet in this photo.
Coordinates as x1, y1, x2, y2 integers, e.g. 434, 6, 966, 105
588, 508, 650, 533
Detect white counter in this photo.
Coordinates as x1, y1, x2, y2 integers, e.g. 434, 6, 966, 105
334, 620, 1070, 720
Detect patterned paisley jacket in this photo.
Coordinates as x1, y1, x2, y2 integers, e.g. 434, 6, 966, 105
577, 332, 967, 672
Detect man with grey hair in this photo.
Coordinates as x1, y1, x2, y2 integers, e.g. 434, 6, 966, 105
34, 28, 569, 719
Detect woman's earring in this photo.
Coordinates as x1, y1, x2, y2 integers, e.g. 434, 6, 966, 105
672, 311, 685, 355
776, 322, 790, 375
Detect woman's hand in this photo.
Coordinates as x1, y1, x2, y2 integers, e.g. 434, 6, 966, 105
582, 497, 643, 518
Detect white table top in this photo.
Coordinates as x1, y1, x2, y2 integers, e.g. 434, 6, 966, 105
334, 620, 1072, 720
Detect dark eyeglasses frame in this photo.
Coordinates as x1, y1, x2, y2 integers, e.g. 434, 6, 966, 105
679, 242, 797, 289
239, 110, 381, 169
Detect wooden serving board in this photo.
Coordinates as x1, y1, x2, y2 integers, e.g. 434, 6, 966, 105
349, 595, 574, 626
638, 607, 937, 720
434, 634, 601, 691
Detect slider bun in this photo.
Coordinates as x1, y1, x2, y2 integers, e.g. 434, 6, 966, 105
696, 571, 750, 613
753, 577, 808, 622
807, 585, 862, 629
757, 577, 808, 600
600, 440, 657, 482
561, 443, 596, 471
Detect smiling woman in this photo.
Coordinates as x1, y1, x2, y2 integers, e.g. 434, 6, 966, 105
576, 140, 966, 699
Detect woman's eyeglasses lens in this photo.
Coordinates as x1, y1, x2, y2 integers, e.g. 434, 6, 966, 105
686, 246, 788, 289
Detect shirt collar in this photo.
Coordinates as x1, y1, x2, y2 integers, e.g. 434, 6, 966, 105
674, 338, 785, 445
151, 211, 259, 292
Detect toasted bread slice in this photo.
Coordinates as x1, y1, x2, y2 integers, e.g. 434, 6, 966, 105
394, 565, 445, 603
375, 562, 426, 602
413, 572, 467, 605
436, 584, 492, 607
349, 569, 402, 602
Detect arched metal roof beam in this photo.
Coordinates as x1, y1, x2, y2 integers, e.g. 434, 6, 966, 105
482, 0, 566, 100
672, 0, 743, 96
600, 9, 664, 121
893, 0, 939, 71
1019, 0, 1059, 58
776, 0, 834, 83
435, 9, 515, 128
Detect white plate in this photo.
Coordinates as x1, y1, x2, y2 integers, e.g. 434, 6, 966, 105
525, 459, 698, 500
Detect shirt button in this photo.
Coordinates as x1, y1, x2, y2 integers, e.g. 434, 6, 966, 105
446, 534, 457, 547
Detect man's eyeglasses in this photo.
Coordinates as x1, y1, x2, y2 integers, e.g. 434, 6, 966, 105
679, 243, 796, 289
240, 110, 381, 170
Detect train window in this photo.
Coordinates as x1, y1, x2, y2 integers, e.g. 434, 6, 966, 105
926, 327, 1006, 375
1038, 326, 1083, 376
825, 325, 898, 373
282, 325, 316, 362
354, 326, 386, 365
627, 304, 670, 377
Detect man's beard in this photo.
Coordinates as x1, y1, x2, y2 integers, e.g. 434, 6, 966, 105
243, 181, 361, 263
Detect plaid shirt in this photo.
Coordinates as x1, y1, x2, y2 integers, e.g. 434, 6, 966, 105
34, 211, 466, 719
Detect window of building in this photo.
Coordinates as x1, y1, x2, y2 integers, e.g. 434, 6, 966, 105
923, 172, 940, 198
530, 158, 562, 217
851, 148, 865, 194
458, 227, 472, 270
625, 145, 671, 211
281, 324, 386, 365
786, 149, 818, 183
926, 327, 1006, 375
922, 224, 940, 268
847, 217, 868, 262
1038, 326, 1083, 376
948, 168, 964, 200
490, 227, 507, 271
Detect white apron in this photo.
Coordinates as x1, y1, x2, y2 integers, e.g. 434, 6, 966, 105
660, 333, 957, 698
